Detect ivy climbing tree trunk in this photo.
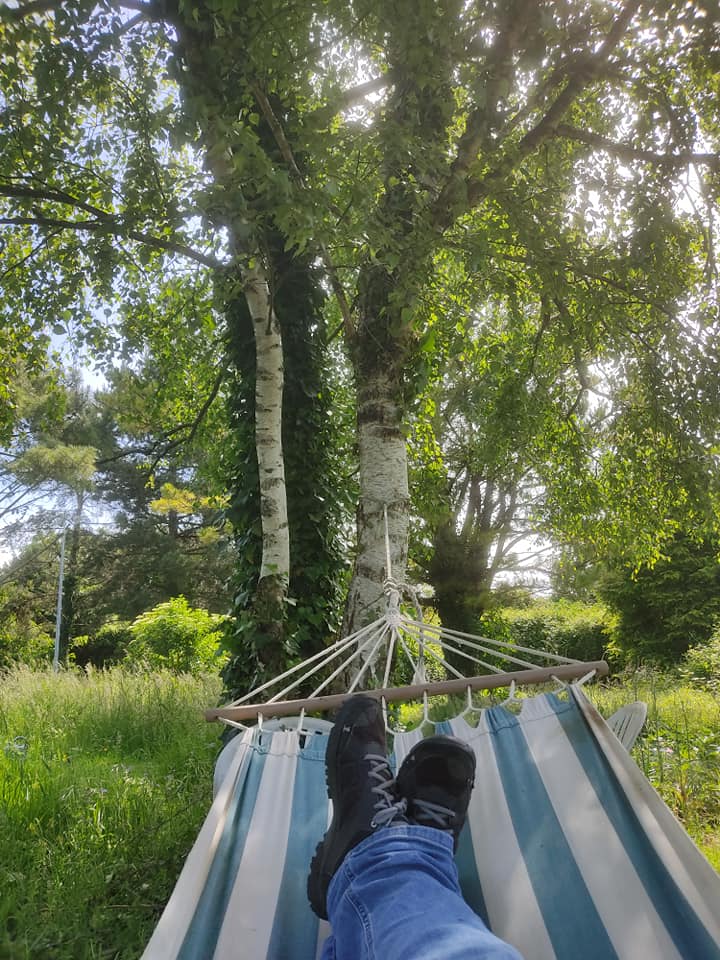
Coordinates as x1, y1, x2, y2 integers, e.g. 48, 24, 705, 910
165, 11, 296, 676
242, 264, 289, 585
165, 0, 347, 688
223, 241, 345, 693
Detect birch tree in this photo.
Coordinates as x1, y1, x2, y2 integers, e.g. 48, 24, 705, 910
155, 0, 720, 639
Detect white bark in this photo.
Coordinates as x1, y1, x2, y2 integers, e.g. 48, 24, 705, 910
344, 371, 409, 636
242, 262, 290, 585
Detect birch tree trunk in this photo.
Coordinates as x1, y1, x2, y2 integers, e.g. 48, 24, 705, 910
194, 120, 292, 666
240, 261, 290, 659
168, 20, 292, 663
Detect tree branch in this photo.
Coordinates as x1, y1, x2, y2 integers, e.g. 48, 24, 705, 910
512, 0, 640, 156
567, 263, 674, 318
554, 124, 720, 170
465, 0, 641, 208
0, 539, 59, 588
117, 0, 156, 13
429, 0, 537, 228
0, 204, 221, 269
250, 84, 305, 184
95, 368, 226, 473
0, 0, 60, 20
0, 181, 114, 219
449, 2, 536, 184
0, 227, 61, 281
335, 74, 391, 111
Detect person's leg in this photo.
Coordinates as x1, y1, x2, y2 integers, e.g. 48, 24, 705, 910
309, 696, 524, 960
326, 824, 523, 960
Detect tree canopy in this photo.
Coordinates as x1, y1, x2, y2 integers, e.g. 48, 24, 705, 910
1, 0, 719, 680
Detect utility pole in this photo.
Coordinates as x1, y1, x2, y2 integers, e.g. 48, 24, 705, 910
53, 528, 67, 673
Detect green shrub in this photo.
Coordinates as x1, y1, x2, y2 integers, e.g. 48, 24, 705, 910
0, 612, 53, 668
680, 624, 720, 687
70, 620, 133, 668
125, 597, 228, 674
479, 600, 616, 664
598, 534, 720, 664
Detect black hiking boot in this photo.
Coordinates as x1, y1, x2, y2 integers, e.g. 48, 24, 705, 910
307, 695, 407, 919
396, 735, 476, 850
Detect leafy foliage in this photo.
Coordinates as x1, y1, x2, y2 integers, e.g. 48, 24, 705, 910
70, 619, 133, 669
0, 368, 236, 662
1, 0, 720, 664
599, 533, 720, 664
125, 597, 227, 674
480, 600, 616, 664
0, 585, 53, 668
391, 634, 447, 687
681, 626, 720, 687
0, 666, 222, 959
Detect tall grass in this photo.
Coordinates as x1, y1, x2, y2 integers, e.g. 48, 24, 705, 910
588, 671, 720, 871
0, 666, 222, 960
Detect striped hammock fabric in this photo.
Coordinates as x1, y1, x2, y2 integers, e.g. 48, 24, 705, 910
142, 688, 720, 960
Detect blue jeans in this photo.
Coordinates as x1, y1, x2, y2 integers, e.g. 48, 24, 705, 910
320, 825, 524, 960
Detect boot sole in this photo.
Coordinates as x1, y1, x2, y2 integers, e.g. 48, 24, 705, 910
307, 838, 330, 920
307, 700, 353, 919
307, 696, 381, 919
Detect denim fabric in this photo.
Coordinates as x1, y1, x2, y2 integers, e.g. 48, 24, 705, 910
320, 824, 524, 960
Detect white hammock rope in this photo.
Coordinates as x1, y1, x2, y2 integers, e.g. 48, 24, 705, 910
226, 616, 384, 707
212, 577, 603, 728
403, 620, 560, 672
402, 618, 583, 665
208, 508, 607, 726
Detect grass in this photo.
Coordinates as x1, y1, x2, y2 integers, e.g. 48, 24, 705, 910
1, 665, 718, 958
589, 671, 720, 872
0, 666, 222, 960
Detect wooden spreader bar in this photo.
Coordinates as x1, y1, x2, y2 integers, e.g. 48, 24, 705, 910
205, 660, 609, 723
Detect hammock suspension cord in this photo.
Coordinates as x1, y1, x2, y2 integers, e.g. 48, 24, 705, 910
209, 506, 608, 726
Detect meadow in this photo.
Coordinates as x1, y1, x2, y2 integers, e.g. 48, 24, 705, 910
0, 668, 222, 960
1, 666, 718, 959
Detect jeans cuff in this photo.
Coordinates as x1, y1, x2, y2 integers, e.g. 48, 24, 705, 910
353, 823, 454, 855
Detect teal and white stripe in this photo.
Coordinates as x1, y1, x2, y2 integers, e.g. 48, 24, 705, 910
143, 691, 720, 960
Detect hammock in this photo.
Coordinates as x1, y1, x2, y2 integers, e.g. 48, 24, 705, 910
143, 694, 720, 960
142, 573, 720, 960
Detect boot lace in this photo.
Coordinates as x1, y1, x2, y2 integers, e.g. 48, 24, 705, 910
365, 753, 407, 828
411, 797, 455, 831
